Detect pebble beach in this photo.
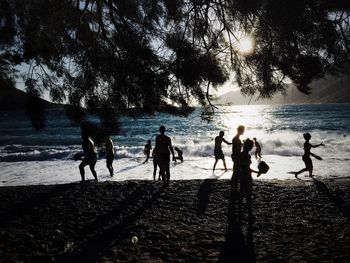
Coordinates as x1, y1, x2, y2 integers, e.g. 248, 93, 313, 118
0, 178, 349, 262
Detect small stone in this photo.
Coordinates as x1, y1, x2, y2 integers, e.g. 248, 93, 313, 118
131, 236, 138, 244
208, 252, 220, 257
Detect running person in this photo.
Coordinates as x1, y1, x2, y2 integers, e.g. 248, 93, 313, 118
295, 133, 324, 178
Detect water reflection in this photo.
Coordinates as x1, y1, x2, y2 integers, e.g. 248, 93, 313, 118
209, 105, 274, 139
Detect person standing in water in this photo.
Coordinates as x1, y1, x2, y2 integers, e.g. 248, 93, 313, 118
174, 147, 184, 163
154, 126, 176, 186
295, 133, 324, 178
152, 148, 160, 180
253, 137, 262, 159
231, 125, 245, 189
106, 136, 115, 177
79, 133, 98, 182
144, 140, 152, 163
213, 131, 232, 171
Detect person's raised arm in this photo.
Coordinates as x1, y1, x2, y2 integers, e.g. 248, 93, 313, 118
311, 142, 325, 148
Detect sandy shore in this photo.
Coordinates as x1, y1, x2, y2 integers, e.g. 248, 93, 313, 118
0, 178, 349, 262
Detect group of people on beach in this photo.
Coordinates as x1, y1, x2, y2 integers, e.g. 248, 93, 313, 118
78, 124, 325, 196
79, 133, 115, 182
212, 126, 264, 205
212, 125, 325, 209
213, 126, 262, 172
143, 138, 183, 181
78, 125, 182, 186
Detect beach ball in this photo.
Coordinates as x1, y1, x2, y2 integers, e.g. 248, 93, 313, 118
258, 161, 269, 174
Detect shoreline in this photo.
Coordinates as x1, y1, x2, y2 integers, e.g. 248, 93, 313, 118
1, 153, 349, 186
1, 179, 349, 262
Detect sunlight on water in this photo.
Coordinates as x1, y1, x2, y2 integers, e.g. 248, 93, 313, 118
212, 105, 273, 139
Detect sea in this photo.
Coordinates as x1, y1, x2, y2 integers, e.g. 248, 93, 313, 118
0, 104, 349, 186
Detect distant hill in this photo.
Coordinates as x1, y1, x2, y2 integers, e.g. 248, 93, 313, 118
215, 75, 350, 105
0, 87, 61, 110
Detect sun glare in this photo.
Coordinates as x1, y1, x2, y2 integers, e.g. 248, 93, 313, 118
237, 36, 255, 55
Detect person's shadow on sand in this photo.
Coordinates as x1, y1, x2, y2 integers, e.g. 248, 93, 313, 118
210, 171, 226, 179
288, 171, 314, 181
2, 183, 78, 221
197, 179, 215, 215
218, 185, 256, 262
116, 163, 143, 173
54, 182, 165, 262
312, 178, 350, 219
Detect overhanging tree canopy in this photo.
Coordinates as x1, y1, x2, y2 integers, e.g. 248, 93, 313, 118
0, 0, 349, 131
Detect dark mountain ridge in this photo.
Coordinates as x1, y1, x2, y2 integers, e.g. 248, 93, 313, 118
215, 75, 350, 105
0, 87, 61, 110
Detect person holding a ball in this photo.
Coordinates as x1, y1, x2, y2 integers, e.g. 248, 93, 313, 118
238, 138, 262, 213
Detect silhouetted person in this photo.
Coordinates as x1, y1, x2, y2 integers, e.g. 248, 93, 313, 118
144, 140, 152, 163
253, 137, 262, 159
295, 133, 324, 178
231, 125, 245, 190
79, 133, 98, 182
174, 147, 183, 162
154, 126, 176, 186
213, 131, 231, 171
105, 136, 115, 176
152, 148, 161, 180
238, 138, 260, 215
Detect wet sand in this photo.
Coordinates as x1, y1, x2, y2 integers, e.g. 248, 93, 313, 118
0, 178, 349, 262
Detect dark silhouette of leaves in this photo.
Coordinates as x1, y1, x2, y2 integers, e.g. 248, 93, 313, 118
0, 0, 349, 130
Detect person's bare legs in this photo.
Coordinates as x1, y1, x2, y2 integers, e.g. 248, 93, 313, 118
309, 166, 313, 177
295, 168, 308, 177
296, 159, 313, 178
90, 165, 98, 181
153, 162, 157, 180
159, 164, 166, 185
166, 166, 170, 185
232, 162, 239, 193
223, 159, 228, 172
145, 153, 150, 163
213, 159, 219, 171
107, 164, 113, 177
79, 163, 86, 182
106, 155, 114, 177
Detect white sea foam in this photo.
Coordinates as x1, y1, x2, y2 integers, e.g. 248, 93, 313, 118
1, 153, 349, 186
0, 129, 348, 162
